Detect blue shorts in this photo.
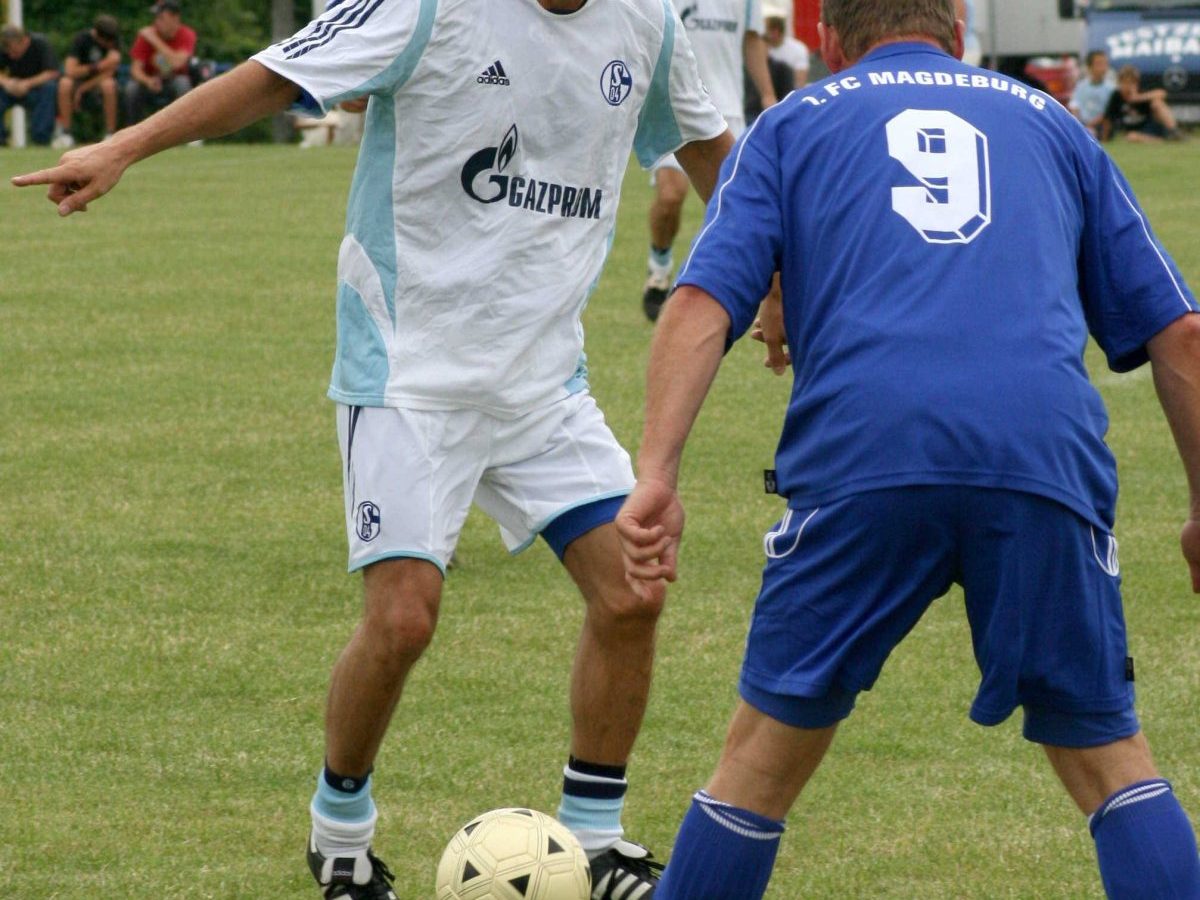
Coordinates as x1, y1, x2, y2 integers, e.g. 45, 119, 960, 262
739, 486, 1139, 748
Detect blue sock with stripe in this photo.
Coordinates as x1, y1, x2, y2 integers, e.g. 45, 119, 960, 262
1090, 779, 1200, 898
557, 757, 628, 855
656, 790, 785, 900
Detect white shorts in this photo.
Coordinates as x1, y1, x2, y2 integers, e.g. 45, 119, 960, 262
651, 115, 744, 175
337, 392, 635, 574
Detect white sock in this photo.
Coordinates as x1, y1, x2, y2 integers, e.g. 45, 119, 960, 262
310, 804, 378, 857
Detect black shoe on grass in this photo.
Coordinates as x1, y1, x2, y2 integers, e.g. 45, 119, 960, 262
590, 840, 663, 899
307, 832, 398, 900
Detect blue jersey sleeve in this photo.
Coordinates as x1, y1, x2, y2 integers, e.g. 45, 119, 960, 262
1079, 147, 1197, 372
675, 121, 782, 343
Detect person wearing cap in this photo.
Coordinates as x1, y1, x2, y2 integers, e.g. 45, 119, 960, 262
762, 3, 808, 89
125, 1, 197, 125
55, 15, 123, 149
0, 25, 60, 147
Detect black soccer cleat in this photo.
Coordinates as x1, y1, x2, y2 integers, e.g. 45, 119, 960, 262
642, 271, 671, 322
589, 840, 663, 899
307, 832, 398, 900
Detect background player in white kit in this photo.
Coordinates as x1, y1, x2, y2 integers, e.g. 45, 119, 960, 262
13, 1, 733, 897
641, 0, 777, 321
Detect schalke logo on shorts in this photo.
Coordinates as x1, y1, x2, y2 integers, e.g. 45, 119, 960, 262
356, 501, 381, 542
601, 60, 633, 106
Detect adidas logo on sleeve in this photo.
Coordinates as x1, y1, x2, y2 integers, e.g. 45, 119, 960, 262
478, 59, 510, 86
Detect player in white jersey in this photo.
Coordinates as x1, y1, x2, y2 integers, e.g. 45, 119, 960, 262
13, 2, 732, 897
641, 0, 776, 320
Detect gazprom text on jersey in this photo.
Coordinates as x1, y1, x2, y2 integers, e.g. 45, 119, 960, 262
802, 71, 1050, 111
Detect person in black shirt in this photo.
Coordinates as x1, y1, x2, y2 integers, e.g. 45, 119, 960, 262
1103, 64, 1187, 143
54, 15, 122, 148
0, 25, 60, 146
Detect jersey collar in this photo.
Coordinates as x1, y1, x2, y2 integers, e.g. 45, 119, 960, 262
859, 41, 954, 65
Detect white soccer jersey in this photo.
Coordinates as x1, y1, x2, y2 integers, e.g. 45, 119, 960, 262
254, 0, 725, 416
671, 0, 763, 122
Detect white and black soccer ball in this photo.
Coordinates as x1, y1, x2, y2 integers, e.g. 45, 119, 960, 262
436, 807, 591, 900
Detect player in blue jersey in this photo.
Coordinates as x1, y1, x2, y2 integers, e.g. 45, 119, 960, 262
617, 0, 1200, 896
13, 2, 733, 898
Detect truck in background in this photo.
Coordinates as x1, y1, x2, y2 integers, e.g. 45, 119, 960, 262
1070, 0, 1200, 123
789, 0, 1199, 121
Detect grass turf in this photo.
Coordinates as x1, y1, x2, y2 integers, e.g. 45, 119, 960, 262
1, 138, 1198, 898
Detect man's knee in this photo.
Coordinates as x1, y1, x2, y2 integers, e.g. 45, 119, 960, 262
99, 77, 117, 98
565, 524, 666, 628
360, 557, 443, 660
655, 172, 690, 208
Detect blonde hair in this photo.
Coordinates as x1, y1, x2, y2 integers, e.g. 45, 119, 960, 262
1116, 64, 1141, 85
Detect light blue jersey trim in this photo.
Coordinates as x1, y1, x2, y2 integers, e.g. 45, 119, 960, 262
507, 489, 633, 556
331, 282, 390, 402
745, 0, 754, 29
633, 0, 682, 168
562, 227, 618, 395
329, 0, 437, 403
327, 0, 438, 105
564, 353, 590, 395
350, 550, 447, 577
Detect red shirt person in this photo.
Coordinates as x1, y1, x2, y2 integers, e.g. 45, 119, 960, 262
124, 1, 197, 124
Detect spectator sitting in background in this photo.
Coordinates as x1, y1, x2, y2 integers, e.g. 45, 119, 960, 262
1070, 50, 1115, 141
763, 3, 808, 89
54, 14, 122, 149
1104, 64, 1187, 143
0, 25, 60, 146
125, 0, 197, 125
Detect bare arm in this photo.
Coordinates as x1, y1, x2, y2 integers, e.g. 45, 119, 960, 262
139, 25, 190, 70
65, 49, 119, 81
1148, 312, 1200, 591
744, 30, 777, 109
64, 55, 91, 80
675, 129, 735, 202
616, 287, 731, 600
11, 61, 300, 216
16, 67, 59, 91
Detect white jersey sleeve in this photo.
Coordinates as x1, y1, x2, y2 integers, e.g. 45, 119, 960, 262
745, 0, 764, 34
253, 0, 433, 114
633, 0, 729, 168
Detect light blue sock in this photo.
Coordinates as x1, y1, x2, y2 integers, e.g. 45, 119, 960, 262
1090, 779, 1200, 899
557, 758, 628, 854
313, 771, 376, 823
310, 770, 378, 856
656, 791, 785, 900
648, 244, 673, 274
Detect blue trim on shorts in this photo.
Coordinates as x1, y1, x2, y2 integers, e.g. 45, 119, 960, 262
539, 492, 630, 561
349, 550, 446, 578
740, 679, 858, 729
1021, 703, 1141, 748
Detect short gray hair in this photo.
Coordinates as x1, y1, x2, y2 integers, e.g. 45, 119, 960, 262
821, 0, 957, 62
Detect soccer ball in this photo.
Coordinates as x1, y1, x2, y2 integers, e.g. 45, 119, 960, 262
436, 808, 591, 900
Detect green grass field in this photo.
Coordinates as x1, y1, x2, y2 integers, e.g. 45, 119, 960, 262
2, 139, 1198, 899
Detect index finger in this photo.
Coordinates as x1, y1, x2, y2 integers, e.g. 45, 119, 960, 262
11, 166, 71, 188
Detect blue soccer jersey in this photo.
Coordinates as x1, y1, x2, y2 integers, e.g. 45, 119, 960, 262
678, 42, 1197, 529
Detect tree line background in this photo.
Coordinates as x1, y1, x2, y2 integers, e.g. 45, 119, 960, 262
3, 1, 320, 140
5, 1, 316, 63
